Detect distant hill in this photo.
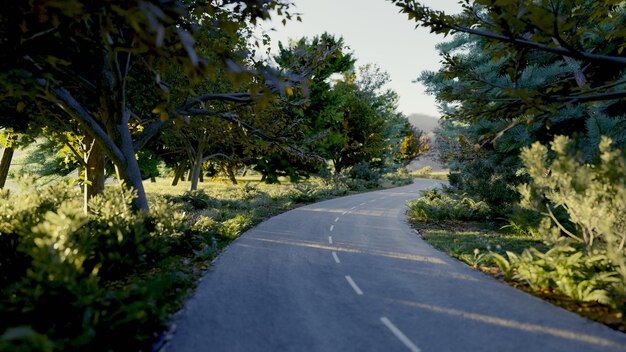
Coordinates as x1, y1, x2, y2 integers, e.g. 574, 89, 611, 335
405, 113, 447, 172
407, 113, 440, 133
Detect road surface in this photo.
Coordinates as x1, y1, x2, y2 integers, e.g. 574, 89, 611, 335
166, 179, 626, 352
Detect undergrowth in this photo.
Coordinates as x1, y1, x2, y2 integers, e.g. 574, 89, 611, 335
0, 170, 412, 351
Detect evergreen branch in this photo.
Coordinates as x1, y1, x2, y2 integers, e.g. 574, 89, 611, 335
570, 79, 626, 97
392, 0, 626, 67
557, 90, 626, 104
445, 24, 626, 65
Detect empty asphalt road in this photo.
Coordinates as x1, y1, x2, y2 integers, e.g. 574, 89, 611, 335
166, 179, 626, 352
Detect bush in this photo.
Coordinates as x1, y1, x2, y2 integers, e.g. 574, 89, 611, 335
0, 182, 190, 351
175, 189, 217, 210
217, 214, 253, 239
494, 135, 626, 307
409, 166, 432, 178
348, 162, 380, 181
492, 243, 623, 305
448, 156, 524, 213
407, 188, 491, 223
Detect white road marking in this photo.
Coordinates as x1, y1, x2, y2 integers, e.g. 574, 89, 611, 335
334, 217, 340, 223
332, 251, 341, 263
369, 199, 376, 203
360, 202, 366, 206
330, 225, 334, 232
380, 317, 421, 352
342, 211, 348, 215
328, 236, 333, 244
344, 275, 363, 295
350, 206, 356, 210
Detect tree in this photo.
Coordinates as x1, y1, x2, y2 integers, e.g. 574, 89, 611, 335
1, 0, 296, 211
392, 0, 626, 135
274, 33, 356, 171
394, 0, 626, 209
275, 36, 423, 174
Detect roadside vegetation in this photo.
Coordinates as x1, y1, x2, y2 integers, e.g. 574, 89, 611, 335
397, 0, 626, 333
408, 166, 448, 181
0, 1, 426, 350
0, 169, 412, 351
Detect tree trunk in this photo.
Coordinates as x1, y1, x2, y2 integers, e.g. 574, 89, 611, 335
199, 171, 204, 183
187, 168, 193, 181
97, 44, 148, 211
150, 176, 156, 183
0, 135, 16, 189
333, 158, 343, 174
119, 132, 148, 211
171, 164, 184, 186
189, 151, 203, 191
83, 135, 106, 212
107, 119, 149, 211
119, 146, 148, 210
227, 167, 238, 185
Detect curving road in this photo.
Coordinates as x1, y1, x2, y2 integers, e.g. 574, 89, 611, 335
166, 179, 626, 352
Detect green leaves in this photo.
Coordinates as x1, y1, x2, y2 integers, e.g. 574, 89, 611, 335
494, 242, 623, 306
514, 135, 626, 304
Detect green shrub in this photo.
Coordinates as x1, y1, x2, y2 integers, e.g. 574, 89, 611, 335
492, 243, 623, 306
0, 182, 190, 351
409, 166, 432, 178
382, 170, 413, 186
407, 189, 491, 223
494, 135, 626, 306
217, 214, 253, 239
175, 189, 217, 210
348, 162, 380, 181
447, 156, 524, 213
290, 184, 319, 203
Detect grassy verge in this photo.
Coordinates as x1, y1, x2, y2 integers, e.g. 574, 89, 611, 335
415, 222, 542, 269
408, 201, 626, 333
409, 166, 449, 181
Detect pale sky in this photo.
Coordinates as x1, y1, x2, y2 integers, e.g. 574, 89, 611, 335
258, 0, 462, 117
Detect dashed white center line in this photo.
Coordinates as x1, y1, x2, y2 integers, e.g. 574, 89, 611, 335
360, 202, 366, 206
334, 217, 340, 223
380, 317, 421, 352
330, 225, 334, 232
369, 199, 376, 203
344, 275, 363, 295
350, 206, 356, 210
332, 251, 341, 263
328, 236, 333, 244
342, 211, 348, 215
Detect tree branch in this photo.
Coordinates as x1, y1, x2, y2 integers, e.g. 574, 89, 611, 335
64, 140, 88, 167
544, 204, 583, 243
49, 83, 125, 165
133, 119, 165, 152
181, 93, 254, 110
202, 153, 233, 163
442, 23, 626, 66
180, 108, 276, 142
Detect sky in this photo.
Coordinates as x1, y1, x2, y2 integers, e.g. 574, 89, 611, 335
257, 0, 463, 118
